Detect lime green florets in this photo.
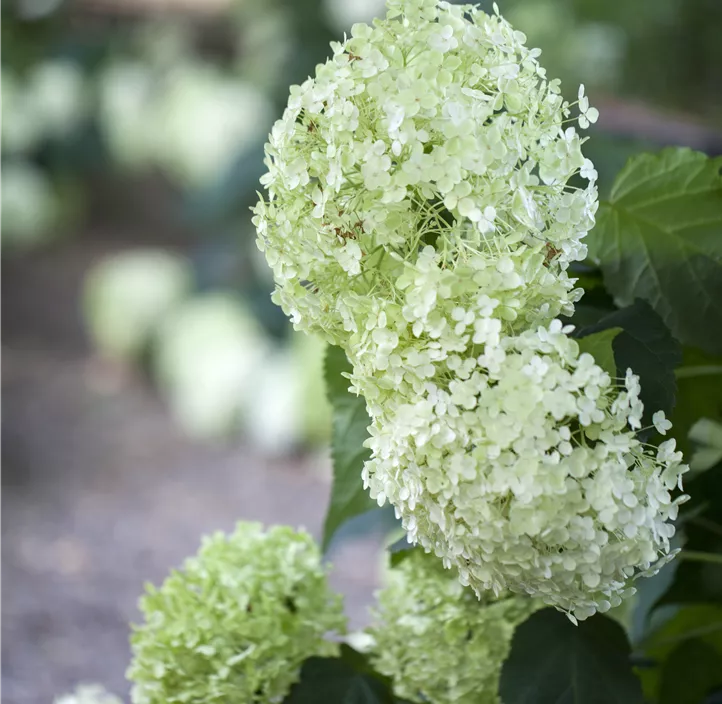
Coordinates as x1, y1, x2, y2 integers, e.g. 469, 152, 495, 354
369, 551, 539, 704
128, 522, 346, 704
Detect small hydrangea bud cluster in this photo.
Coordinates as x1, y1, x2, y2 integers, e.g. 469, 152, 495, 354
254, 0, 687, 620
369, 551, 539, 703
128, 522, 346, 704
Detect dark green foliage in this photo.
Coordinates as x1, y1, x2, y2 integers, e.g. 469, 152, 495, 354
578, 300, 682, 422
659, 639, 722, 704
672, 347, 722, 455
499, 609, 643, 704
576, 327, 621, 377
639, 606, 722, 703
322, 345, 377, 550
284, 647, 400, 704
587, 148, 722, 355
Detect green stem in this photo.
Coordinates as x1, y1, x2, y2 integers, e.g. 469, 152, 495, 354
689, 516, 722, 540
675, 365, 722, 379
679, 550, 722, 566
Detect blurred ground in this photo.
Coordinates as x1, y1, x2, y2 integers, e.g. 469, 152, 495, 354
1, 233, 383, 704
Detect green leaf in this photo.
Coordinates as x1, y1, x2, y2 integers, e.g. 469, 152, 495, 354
283, 653, 396, 704
659, 639, 722, 704
587, 147, 722, 355
638, 605, 722, 702
499, 608, 644, 704
386, 536, 420, 568
577, 328, 622, 377
642, 605, 722, 658
656, 467, 722, 609
578, 300, 682, 422
322, 345, 377, 551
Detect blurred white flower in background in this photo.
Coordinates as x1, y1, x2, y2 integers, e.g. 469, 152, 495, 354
245, 349, 303, 454
54, 684, 122, 704
323, 0, 387, 32
156, 65, 273, 186
689, 418, 722, 472
505, 0, 625, 91
1, 162, 59, 247
29, 61, 88, 137
154, 294, 270, 440
99, 62, 273, 187
570, 23, 627, 89
15, 0, 63, 20
2, 61, 87, 154
98, 63, 158, 171
234, 0, 293, 91
2, 70, 44, 153
83, 249, 193, 360
245, 333, 332, 454
82, 254, 331, 449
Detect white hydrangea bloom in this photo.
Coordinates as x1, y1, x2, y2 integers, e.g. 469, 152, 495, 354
254, 0, 687, 621
254, 0, 598, 349
361, 321, 688, 620
369, 551, 539, 704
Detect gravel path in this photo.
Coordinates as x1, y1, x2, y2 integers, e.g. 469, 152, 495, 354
2, 239, 384, 704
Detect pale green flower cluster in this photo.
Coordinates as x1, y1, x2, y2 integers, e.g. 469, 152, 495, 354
128, 522, 346, 704
254, 0, 687, 620
369, 551, 539, 704
255, 0, 595, 341
362, 321, 687, 620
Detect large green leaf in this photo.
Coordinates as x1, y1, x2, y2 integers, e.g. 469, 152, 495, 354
659, 639, 722, 704
499, 608, 643, 704
587, 148, 722, 355
322, 345, 377, 551
284, 646, 406, 704
638, 605, 722, 703
578, 300, 681, 423
656, 461, 722, 610
283, 651, 396, 704
577, 327, 622, 377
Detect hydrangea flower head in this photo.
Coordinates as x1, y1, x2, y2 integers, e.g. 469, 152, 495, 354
128, 522, 346, 704
254, 0, 598, 350
362, 321, 688, 621
254, 0, 686, 621
369, 550, 539, 704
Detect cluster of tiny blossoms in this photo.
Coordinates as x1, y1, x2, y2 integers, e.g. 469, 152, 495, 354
362, 322, 686, 619
254, 0, 596, 342
128, 522, 346, 704
254, 0, 687, 619
369, 551, 539, 704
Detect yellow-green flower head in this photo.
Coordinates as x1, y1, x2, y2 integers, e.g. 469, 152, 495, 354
253, 0, 598, 353
128, 522, 346, 704
369, 550, 539, 704
253, 0, 687, 622
362, 321, 688, 621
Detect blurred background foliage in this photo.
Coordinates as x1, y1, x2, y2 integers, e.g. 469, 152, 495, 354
2, 0, 721, 447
